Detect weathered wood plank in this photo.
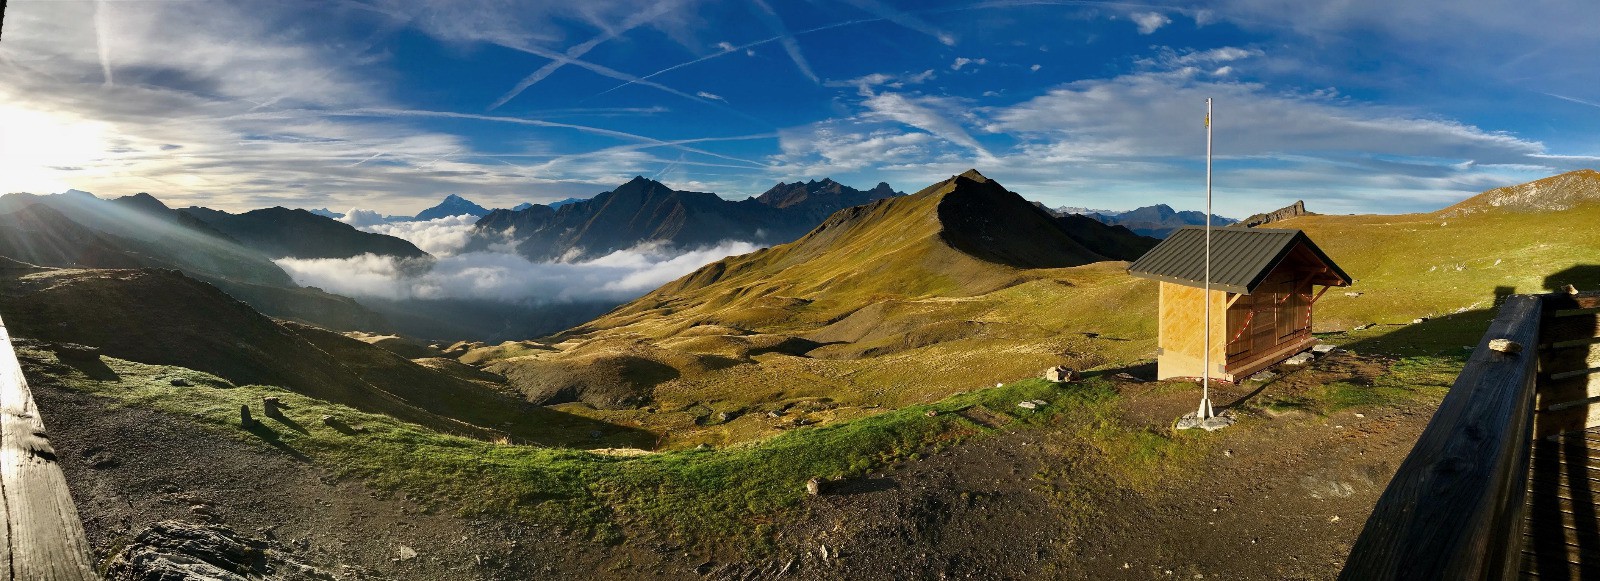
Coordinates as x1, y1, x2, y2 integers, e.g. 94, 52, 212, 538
0, 314, 97, 580
1341, 294, 1543, 581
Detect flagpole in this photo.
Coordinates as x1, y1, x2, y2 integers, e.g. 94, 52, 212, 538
1201, 97, 1214, 419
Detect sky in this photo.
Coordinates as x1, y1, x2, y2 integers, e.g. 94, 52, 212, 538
1, 0, 1597, 218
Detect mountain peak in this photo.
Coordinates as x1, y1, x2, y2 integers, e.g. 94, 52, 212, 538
1440, 168, 1600, 218
957, 169, 990, 182
415, 194, 491, 221
113, 192, 173, 213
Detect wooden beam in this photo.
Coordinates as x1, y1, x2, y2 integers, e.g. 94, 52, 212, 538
1308, 285, 1332, 305
1553, 306, 1600, 318
0, 314, 98, 580
1225, 292, 1244, 310
1550, 367, 1600, 382
1340, 294, 1543, 581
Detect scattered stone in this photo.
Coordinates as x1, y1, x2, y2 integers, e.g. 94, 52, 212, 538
1043, 366, 1078, 383
1017, 401, 1038, 410
1283, 352, 1315, 366
1176, 411, 1236, 431
1083, 332, 1100, 338
1113, 372, 1145, 383
1247, 370, 1278, 383
1411, 317, 1430, 324
396, 545, 418, 561
806, 477, 823, 496
1354, 413, 1366, 418
1223, 449, 1234, 457
924, 410, 938, 417
1564, 284, 1580, 296
168, 377, 192, 387
717, 411, 732, 423
995, 382, 1004, 388
767, 411, 783, 418
262, 396, 282, 418
1329, 515, 1341, 523
104, 521, 333, 581
240, 405, 256, 429
1489, 338, 1523, 354
1344, 292, 1363, 297
1353, 323, 1376, 331
52, 343, 101, 362
818, 543, 831, 561
1311, 344, 1337, 355
1030, 399, 1048, 406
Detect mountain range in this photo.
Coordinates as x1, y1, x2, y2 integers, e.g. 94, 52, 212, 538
1084, 204, 1238, 238
472, 176, 906, 262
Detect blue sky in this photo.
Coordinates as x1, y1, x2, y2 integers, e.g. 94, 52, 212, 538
1, 0, 1597, 217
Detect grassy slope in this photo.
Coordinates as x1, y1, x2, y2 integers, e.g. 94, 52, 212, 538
21, 344, 1200, 548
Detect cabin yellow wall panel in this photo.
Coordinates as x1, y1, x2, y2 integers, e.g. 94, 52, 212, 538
1157, 282, 1228, 380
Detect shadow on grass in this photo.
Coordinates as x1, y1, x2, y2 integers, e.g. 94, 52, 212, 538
828, 477, 899, 496
1083, 361, 1157, 382
244, 422, 311, 462
1340, 308, 1496, 358
59, 356, 120, 381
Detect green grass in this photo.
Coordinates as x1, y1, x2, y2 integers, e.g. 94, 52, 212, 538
24, 347, 1204, 551
1260, 355, 1462, 416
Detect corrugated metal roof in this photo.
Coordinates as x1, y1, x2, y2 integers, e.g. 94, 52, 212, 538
1126, 227, 1352, 294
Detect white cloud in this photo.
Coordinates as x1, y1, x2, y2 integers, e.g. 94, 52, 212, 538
275, 240, 759, 304
950, 57, 987, 71
860, 92, 989, 156
358, 214, 481, 256
1030, 64, 1041, 72
339, 208, 398, 228
1131, 12, 1172, 35
696, 91, 727, 102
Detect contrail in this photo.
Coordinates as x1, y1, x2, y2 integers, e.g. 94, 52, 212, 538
1544, 92, 1600, 110
489, 0, 682, 111
348, 151, 388, 167
93, 0, 115, 85
840, 0, 956, 46
751, 0, 819, 84
498, 41, 771, 125
596, 18, 878, 97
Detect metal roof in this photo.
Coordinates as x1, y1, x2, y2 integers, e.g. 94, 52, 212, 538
1126, 227, 1352, 294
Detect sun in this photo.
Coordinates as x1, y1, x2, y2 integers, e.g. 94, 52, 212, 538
0, 104, 112, 194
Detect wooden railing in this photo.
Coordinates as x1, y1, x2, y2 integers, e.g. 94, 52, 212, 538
1341, 293, 1545, 580
0, 313, 98, 580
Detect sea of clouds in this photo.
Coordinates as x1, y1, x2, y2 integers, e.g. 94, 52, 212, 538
276, 212, 757, 303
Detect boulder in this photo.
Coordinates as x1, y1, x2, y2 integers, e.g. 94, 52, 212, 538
52, 342, 101, 362
1311, 344, 1337, 355
1283, 352, 1315, 366
1017, 401, 1039, 410
1043, 365, 1078, 383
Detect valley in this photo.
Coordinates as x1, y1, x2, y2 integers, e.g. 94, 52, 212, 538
5, 168, 1600, 579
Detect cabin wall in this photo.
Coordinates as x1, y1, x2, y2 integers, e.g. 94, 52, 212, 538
1157, 281, 1228, 380
1222, 262, 1319, 379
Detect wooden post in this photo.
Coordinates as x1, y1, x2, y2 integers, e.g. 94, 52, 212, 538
0, 314, 99, 580
1340, 294, 1543, 580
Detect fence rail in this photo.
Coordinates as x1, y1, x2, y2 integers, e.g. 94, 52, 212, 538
1340, 293, 1545, 580
0, 313, 98, 580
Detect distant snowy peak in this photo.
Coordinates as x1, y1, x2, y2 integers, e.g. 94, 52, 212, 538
548, 197, 586, 209
306, 208, 343, 219
415, 194, 491, 221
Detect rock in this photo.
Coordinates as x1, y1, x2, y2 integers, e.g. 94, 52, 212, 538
1017, 401, 1038, 410
806, 477, 822, 496
1238, 200, 1314, 228
1489, 338, 1523, 354
924, 410, 938, 417
1311, 344, 1337, 355
1030, 399, 1048, 406
1112, 372, 1145, 383
717, 411, 732, 423
1353, 323, 1376, 331
1247, 370, 1277, 383
1043, 365, 1078, 383
240, 405, 256, 429
396, 545, 418, 561
1411, 317, 1430, 324
262, 396, 282, 418
1344, 292, 1363, 297
169, 377, 192, 387
1283, 352, 1315, 366
1564, 284, 1580, 296
52, 342, 101, 362
105, 521, 333, 580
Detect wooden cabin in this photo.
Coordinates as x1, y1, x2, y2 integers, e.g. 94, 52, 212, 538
1127, 227, 1352, 382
